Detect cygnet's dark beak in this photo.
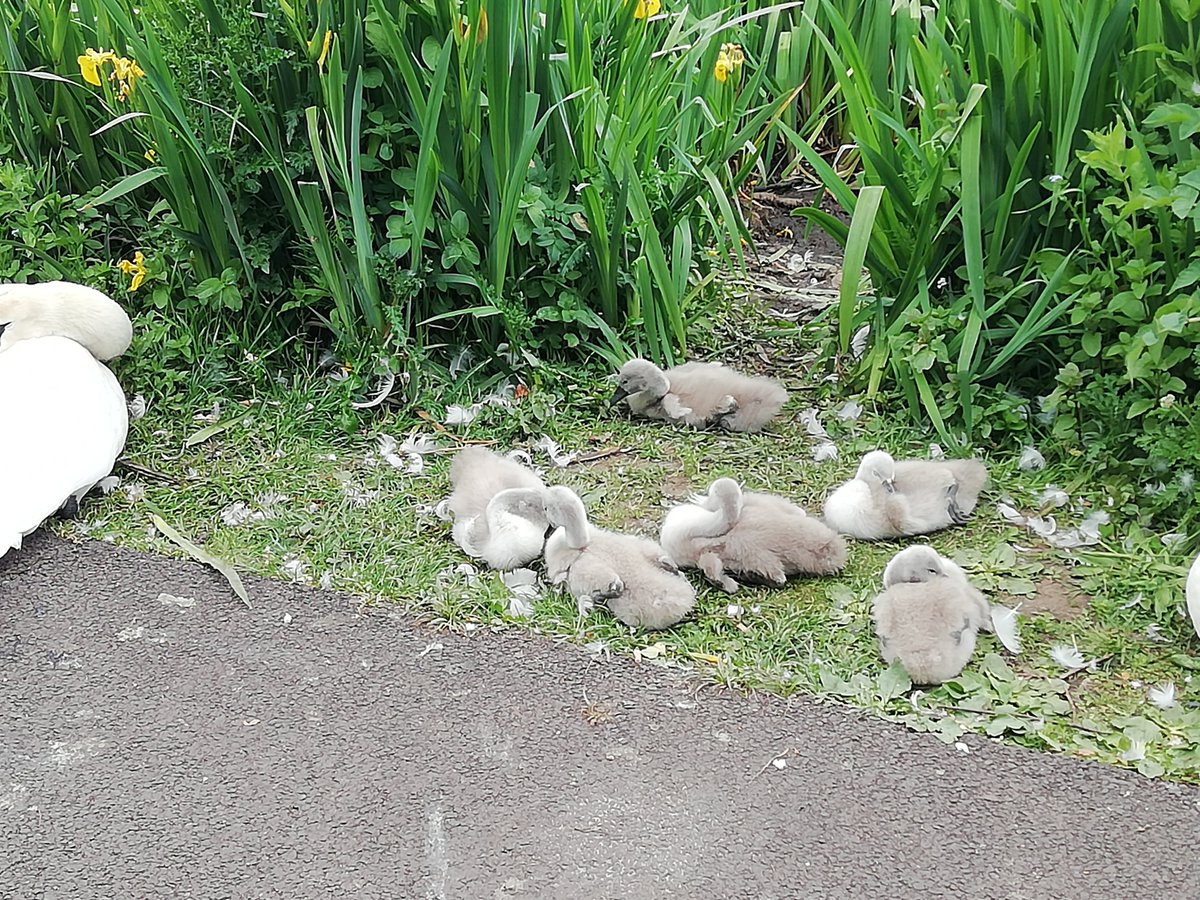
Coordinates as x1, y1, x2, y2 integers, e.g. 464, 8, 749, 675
882, 478, 896, 494
609, 386, 630, 406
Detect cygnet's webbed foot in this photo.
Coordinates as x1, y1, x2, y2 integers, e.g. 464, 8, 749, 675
659, 393, 694, 423
947, 482, 971, 525
698, 552, 740, 593
711, 395, 740, 430
655, 555, 680, 574
589, 578, 624, 602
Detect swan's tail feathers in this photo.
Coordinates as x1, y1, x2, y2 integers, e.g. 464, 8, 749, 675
0, 527, 23, 560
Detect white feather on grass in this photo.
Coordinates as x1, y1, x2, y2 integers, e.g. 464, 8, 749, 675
501, 567, 541, 618
989, 604, 1022, 654
534, 435, 576, 467
798, 408, 828, 438
1049, 643, 1085, 670
835, 400, 863, 421
1148, 682, 1178, 709
812, 441, 838, 462
444, 403, 483, 427
1019, 446, 1046, 471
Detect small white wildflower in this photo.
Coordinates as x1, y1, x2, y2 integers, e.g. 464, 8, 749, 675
128, 394, 147, 419
1019, 446, 1046, 471
798, 408, 828, 438
811, 441, 838, 462
835, 400, 863, 422
123, 482, 146, 503
1148, 682, 1178, 710
1049, 643, 1085, 670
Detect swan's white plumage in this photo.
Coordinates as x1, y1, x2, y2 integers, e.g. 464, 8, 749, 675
0, 335, 129, 557
0, 281, 132, 360
1187, 552, 1200, 640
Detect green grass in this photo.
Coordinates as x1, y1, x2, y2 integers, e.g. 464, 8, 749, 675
66, 299, 1200, 783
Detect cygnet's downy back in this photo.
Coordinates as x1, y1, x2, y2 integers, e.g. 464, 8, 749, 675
872, 545, 991, 685
446, 447, 549, 569
823, 450, 988, 539
610, 358, 787, 433
661, 478, 847, 593
544, 485, 696, 630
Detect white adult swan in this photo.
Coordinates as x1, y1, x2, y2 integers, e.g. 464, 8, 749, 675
0, 281, 132, 559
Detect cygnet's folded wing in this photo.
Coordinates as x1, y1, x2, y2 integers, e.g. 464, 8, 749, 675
0, 336, 128, 557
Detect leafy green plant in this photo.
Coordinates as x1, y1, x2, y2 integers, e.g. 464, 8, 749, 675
2, 0, 793, 369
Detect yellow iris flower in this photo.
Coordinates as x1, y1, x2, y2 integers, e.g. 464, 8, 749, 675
316, 30, 334, 68
117, 251, 148, 292
634, 0, 661, 19
78, 48, 116, 87
714, 42, 744, 83
78, 47, 144, 100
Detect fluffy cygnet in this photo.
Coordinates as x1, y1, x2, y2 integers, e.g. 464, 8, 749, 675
873, 545, 992, 685
446, 447, 549, 570
543, 485, 696, 629
610, 358, 787, 433
660, 478, 848, 592
823, 450, 988, 540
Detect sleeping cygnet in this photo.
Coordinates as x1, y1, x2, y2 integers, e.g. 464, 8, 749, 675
823, 450, 988, 540
445, 447, 549, 570
610, 358, 788, 433
873, 545, 992, 685
542, 485, 696, 629
660, 478, 848, 593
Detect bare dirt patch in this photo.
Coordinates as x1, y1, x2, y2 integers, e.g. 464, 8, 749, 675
1024, 572, 1091, 620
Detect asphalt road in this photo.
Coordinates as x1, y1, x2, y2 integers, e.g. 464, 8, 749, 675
2, 533, 1198, 899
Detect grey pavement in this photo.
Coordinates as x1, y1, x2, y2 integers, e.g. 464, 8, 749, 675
1, 533, 1199, 899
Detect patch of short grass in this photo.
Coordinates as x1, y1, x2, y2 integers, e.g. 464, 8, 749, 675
67, 306, 1200, 783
